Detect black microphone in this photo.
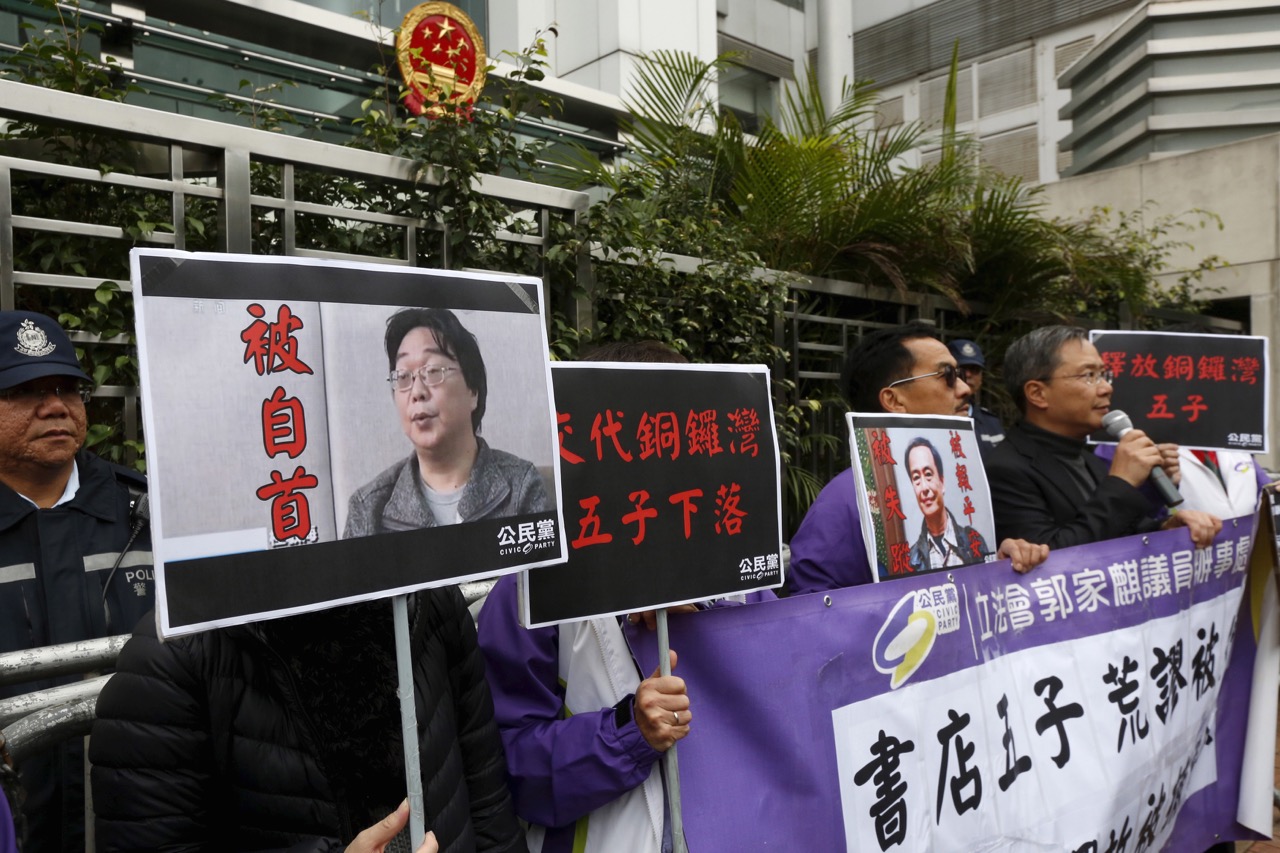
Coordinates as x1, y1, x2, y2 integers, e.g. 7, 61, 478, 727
1101, 410, 1184, 507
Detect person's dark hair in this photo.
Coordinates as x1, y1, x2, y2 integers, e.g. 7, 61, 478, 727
841, 322, 940, 412
384, 307, 487, 433
1003, 325, 1088, 416
580, 340, 689, 364
905, 436, 944, 478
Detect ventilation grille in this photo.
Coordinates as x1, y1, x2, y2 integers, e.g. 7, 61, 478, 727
718, 33, 796, 81
877, 95, 904, 129
921, 67, 973, 128
854, 0, 1131, 87
981, 126, 1040, 182
1055, 36, 1096, 78
979, 47, 1036, 117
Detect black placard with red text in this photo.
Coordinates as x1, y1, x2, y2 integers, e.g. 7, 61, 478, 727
521, 363, 783, 627
1090, 330, 1269, 452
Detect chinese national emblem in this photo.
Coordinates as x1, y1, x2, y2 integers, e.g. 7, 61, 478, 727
14, 319, 55, 357
397, 2, 487, 116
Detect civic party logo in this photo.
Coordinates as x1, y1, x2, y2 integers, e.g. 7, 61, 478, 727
872, 582, 959, 689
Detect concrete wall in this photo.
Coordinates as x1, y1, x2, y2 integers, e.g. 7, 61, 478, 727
1040, 132, 1280, 469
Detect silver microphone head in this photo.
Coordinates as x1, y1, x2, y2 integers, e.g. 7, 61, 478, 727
1101, 409, 1133, 438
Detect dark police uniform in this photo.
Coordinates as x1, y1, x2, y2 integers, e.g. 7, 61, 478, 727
0, 449, 152, 853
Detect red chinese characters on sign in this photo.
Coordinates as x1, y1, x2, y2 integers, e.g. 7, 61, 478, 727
1131, 354, 1159, 379
726, 408, 760, 457
1146, 393, 1211, 423
1180, 394, 1207, 423
591, 410, 634, 462
869, 430, 896, 467
686, 409, 723, 457
882, 486, 907, 522
1162, 355, 1193, 381
561, 406, 768, 466
1147, 395, 1175, 420
241, 303, 313, 376
949, 430, 965, 459
622, 490, 658, 545
889, 542, 912, 576
567, 483, 751, 549
962, 495, 976, 525
262, 386, 307, 459
241, 303, 318, 544
1232, 357, 1261, 385
571, 495, 613, 550
1100, 349, 1257, 385
637, 412, 680, 460
954, 463, 972, 493
556, 411, 585, 465
255, 467, 319, 542
1101, 351, 1128, 379
714, 483, 746, 535
1198, 356, 1226, 382
669, 489, 704, 539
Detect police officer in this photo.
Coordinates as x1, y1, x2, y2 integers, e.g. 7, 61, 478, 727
948, 338, 1006, 458
0, 311, 152, 853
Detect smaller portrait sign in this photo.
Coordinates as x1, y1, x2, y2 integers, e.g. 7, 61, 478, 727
397, 2, 487, 116
521, 362, 784, 627
1090, 330, 1269, 453
847, 414, 996, 581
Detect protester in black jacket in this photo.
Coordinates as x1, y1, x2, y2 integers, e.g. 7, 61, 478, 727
89, 587, 526, 853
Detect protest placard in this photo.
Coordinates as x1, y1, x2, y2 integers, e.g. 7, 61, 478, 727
629, 520, 1271, 851
1090, 330, 1269, 452
521, 362, 783, 627
848, 414, 996, 581
131, 250, 565, 637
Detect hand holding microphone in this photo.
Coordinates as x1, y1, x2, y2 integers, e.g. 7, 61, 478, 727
1101, 410, 1184, 507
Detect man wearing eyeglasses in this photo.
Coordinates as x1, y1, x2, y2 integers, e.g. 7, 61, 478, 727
0, 310, 152, 853
987, 325, 1221, 549
344, 306, 550, 537
788, 323, 1048, 596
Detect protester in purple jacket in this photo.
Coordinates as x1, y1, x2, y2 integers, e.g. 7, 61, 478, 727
479, 339, 792, 852
477, 340, 697, 853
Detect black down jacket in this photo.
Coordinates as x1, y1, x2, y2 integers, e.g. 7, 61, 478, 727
89, 587, 527, 853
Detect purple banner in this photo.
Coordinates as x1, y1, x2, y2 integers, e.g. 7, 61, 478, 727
630, 520, 1263, 852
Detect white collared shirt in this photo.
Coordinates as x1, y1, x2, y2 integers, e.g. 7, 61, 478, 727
17, 460, 80, 509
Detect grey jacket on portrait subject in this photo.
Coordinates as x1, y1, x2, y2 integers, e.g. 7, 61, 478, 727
344, 438, 551, 537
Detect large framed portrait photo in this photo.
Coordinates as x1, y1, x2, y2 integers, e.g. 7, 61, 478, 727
132, 250, 565, 636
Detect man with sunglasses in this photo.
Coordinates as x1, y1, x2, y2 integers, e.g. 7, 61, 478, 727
0, 310, 152, 853
788, 323, 1048, 595
987, 325, 1221, 549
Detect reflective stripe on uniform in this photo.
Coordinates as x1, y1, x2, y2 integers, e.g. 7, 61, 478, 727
0, 563, 35, 585
82, 551, 153, 573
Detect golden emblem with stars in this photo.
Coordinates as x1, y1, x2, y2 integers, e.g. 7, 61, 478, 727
396, 2, 487, 116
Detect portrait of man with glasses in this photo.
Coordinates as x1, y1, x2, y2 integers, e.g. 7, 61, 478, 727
0, 310, 152, 853
343, 307, 552, 537
987, 324, 1221, 550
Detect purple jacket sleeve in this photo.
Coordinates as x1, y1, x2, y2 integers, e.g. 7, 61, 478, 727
476, 575, 660, 829
786, 469, 874, 594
